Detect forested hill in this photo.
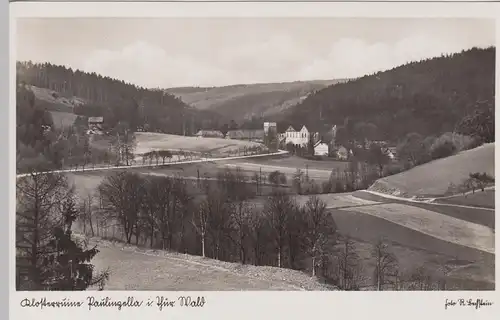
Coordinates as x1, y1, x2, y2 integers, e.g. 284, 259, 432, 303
16, 61, 223, 135
281, 47, 495, 142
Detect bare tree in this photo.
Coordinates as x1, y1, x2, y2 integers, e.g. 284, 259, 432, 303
248, 211, 268, 266
372, 238, 398, 291
78, 192, 96, 236
193, 200, 209, 258
336, 235, 361, 290
141, 177, 159, 248
303, 196, 337, 276
229, 201, 253, 264
264, 191, 295, 268
99, 171, 145, 244
205, 188, 233, 260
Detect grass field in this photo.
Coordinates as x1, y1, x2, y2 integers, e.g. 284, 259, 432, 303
435, 190, 495, 209
341, 203, 493, 254
333, 214, 494, 290
30, 85, 85, 112
222, 156, 348, 182
50, 111, 78, 128
133, 132, 267, 156
369, 143, 494, 198
89, 238, 334, 291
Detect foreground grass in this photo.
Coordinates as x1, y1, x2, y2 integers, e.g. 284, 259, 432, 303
87, 237, 335, 291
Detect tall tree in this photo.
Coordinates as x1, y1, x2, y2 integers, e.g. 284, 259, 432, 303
264, 191, 295, 268
41, 194, 109, 290
303, 196, 337, 277
372, 238, 398, 291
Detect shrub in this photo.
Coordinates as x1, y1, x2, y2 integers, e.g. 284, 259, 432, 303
430, 139, 456, 160
268, 170, 286, 185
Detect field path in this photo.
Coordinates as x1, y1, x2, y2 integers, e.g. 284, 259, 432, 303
362, 189, 495, 211
16, 150, 289, 179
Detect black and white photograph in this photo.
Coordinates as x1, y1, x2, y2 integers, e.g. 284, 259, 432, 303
14, 16, 495, 292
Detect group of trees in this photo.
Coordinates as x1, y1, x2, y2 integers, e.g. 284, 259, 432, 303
395, 130, 483, 171
447, 171, 495, 196
91, 169, 404, 289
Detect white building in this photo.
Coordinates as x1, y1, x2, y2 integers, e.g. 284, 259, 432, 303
314, 141, 329, 156
282, 125, 313, 147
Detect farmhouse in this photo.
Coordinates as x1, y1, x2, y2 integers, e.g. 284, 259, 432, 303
225, 129, 264, 142
87, 116, 103, 134
195, 130, 224, 138
384, 147, 398, 161
314, 141, 329, 156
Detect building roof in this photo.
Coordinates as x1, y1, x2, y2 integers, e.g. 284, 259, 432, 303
226, 129, 264, 139
196, 130, 224, 136
314, 140, 327, 148
88, 116, 103, 123
285, 125, 296, 132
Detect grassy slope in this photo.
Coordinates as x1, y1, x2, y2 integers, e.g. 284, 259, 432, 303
331, 208, 494, 290
165, 80, 342, 121
354, 191, 495, 229
29, 85, 85, 129
88, 238, 333, 291
369, 143, 495, 197
434, 190, 495, 209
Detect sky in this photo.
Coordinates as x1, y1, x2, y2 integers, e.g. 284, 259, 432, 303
16, 18, 495, 88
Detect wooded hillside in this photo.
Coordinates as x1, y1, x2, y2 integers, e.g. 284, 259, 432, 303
282, 47, 495, 143
16, 61, 223, 135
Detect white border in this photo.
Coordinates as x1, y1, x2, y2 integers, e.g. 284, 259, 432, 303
9, 2, 500, 320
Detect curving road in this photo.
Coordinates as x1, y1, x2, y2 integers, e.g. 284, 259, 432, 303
16, 150, 289, 179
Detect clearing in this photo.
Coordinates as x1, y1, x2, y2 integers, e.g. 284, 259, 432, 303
369, 143, 494, 198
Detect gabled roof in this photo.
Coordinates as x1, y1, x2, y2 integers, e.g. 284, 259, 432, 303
314, 140, 326, 148
300, 125, 309, 131
285, 126, 296, 132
